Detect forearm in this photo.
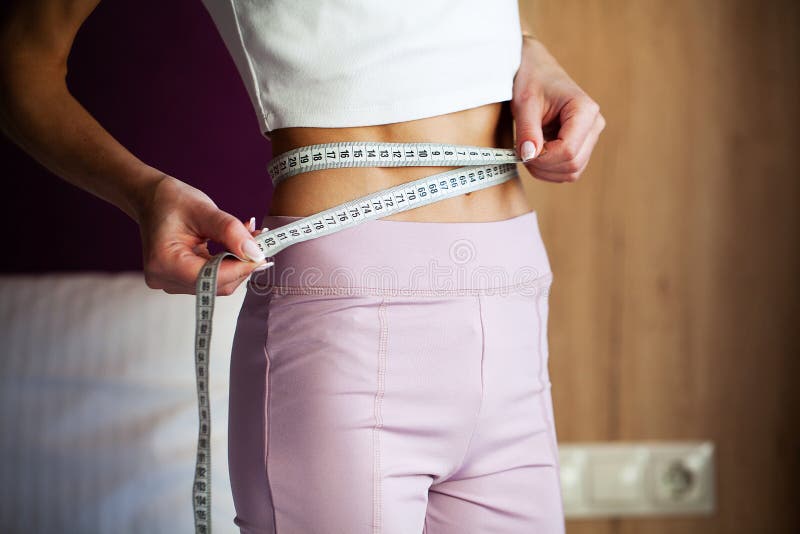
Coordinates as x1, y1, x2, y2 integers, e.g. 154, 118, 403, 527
0, 0, 164, 224
0, 68, 164, 223
517, 3, 562, 74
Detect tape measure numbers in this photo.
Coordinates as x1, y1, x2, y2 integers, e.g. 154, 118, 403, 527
192, 141, 523, 533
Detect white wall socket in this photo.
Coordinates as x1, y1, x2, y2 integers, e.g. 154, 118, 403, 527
558, 441, 715, 518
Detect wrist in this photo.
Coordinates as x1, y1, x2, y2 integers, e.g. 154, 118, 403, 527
125, 166, 170, 225
520, 35, 565, 76
521, 32, 548, 55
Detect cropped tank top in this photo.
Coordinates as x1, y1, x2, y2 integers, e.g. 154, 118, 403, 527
200, 0, 523, 140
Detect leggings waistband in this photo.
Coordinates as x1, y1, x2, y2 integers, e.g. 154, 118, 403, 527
249, 209, 552, 297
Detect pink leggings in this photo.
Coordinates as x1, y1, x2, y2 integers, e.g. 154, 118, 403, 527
228, 209, 565, 533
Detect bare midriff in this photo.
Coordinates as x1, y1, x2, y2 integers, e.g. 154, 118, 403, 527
264, 101, 532, 225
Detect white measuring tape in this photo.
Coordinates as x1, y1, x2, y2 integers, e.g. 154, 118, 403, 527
191, 141, 523, 533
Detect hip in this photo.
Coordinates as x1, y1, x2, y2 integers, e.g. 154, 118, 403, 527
249, 208, 552, 298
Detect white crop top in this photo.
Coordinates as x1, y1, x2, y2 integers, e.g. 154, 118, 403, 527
200, 0, 523, 140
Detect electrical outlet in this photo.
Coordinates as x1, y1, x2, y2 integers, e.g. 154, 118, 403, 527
557, 441, 715, 518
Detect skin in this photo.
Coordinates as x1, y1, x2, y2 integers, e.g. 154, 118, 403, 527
0, 0, 604, 296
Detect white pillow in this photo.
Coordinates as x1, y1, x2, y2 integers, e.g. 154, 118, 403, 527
0, 272, 245, 533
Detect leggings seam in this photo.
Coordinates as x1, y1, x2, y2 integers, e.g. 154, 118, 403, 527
534, 291, 560, 474
373, 298, 390, 534
263, 344, 278, 533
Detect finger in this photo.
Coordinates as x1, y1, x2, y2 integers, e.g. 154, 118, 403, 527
144, 211, 265, 293
215, 225, 274, 287
159, 255, 273, 295
236, 213, 264, 239
163, 217, 270, 292
159, 248, 228, 291
194, 208, 267, 265
525, 167, 574, 183
511, 91, 546, 162
160, 281, 197, 295
215, 266, 256, 296
152, 245, 254, 293
216, 255, 271, 288
192, 240, 212, 259
525, 143, 592, 183
217, 260, 275, 296
158, 269, 244, 296
521, 165, 571, 183
241, 216, 256, 233
536, 96, 600, 168
529, 112, 604, 175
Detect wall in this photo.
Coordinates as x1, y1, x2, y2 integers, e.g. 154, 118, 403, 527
518, 1, 799, 532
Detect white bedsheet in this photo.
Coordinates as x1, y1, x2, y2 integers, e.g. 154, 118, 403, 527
0, 272, 246, 534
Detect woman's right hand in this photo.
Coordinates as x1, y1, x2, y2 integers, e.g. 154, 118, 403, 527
137, 174, 273, 296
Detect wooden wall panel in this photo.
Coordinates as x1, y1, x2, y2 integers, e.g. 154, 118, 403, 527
517, 1, 799, 532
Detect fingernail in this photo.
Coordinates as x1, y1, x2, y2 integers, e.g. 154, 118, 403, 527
253, 261, 274, 272
261, 227, 269, 233
521, 140, 538, 162
242, 239, 266, 262
247, 216, 256, 233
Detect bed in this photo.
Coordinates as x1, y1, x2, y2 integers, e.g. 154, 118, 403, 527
0, 272, 243, 533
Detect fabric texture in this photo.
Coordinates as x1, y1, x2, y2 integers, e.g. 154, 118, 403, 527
0, 273, 242, 533
228, 210, 565, 533
199, 0, 523, 139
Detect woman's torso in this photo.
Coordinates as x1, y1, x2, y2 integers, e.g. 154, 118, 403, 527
265, 100, 531, 225
197, 0, 528, 225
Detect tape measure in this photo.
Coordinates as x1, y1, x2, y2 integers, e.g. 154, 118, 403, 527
191, 141, 523, 533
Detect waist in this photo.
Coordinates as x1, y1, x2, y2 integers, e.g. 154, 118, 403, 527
265, 101, 529, 223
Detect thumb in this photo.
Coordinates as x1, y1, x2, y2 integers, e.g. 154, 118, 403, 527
512, 98, 546, 163
195, 207, 266, 263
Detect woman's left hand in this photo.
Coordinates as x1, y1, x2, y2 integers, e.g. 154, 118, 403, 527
511, 37, 606, 183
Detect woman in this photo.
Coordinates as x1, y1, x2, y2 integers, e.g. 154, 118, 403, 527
0, 0, 604, 532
